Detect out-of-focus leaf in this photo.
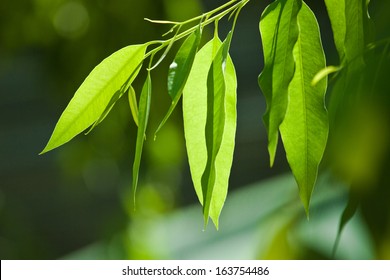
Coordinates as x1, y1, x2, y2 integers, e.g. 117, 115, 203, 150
258, 0, 301, 166
41, 44, 147, 154
332, 191, 360, 257
155, 24, 202, 136
128, 86, 139, 126
183, 35, 237, 229
132, 73, 152, 205
280, 2, 328, 216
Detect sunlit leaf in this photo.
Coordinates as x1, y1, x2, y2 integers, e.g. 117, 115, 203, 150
128, 86, 139, 126
41, 44, 147, 154
84, 86, 127, 135
325, 0, 369, 69
155, 24, 202, 136
312, 65, 342, 86
280, 2, 328, 216
258, 0, 302, 166
324, 0, 346, 61
183, 35, 237, 229
132, 73, 152, 205
201, 31, 233, 228
344, 0, 366, 69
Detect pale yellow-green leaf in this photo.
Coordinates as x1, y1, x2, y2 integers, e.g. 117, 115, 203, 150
183, 37, 237, 229
41, 44, 146, 154
280, 3, 328, 216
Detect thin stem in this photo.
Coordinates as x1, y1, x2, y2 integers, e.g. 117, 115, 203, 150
143, 0, 250, 62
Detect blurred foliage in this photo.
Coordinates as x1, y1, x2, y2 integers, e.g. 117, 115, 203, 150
0, 0, 390, 260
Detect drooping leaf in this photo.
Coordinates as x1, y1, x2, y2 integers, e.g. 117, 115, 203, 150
183, 35, 237, 229
324, 0, 346, 61
344, 0, 366, 69
332, 191, 360, 257
132, 73, 152, 205
155, 24, 202, 136
41, 44, 147, 154
258, 0, 302, 166
84, 85, 127, 135
325, 0, 369, 69
128, 86, 139, 126
279, 2, 328, 216
326, 0, 372, 127
201, 31, 233, 228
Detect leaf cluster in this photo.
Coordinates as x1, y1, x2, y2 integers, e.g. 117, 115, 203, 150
41, 0, 381, 229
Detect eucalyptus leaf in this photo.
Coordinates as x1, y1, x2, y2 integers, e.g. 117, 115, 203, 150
132, 73, 152, 205
84, 87, 126, 135
155, 24, 202, 136
258, 0, 302, 166
41, 44, 147, 154
280, 2, 328, 216
344, 0, 366, 69
201, 31, 233, 228
183, 35, 237, 229
332, 191, 360, 257
128, 86, 139, 126
324, 0, 346, 61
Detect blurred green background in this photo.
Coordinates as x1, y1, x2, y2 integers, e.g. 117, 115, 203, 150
1, 0, 389, 259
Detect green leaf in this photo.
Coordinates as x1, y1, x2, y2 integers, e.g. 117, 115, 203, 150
311, 65, 342, 86
325, 0, 369, 69
132, 73, 152, 206
279, 2, 328, 216
344, 0, 366, 69
155, 24, 202, 136
201, 31, 233, 228
258, 0, 302, 166
183, 35, 237, 229
41, 44, 147, 154
332, 190, 359, 257
84, 86, 126, 135
324, 0, 346, 61
128, 86, 139, 126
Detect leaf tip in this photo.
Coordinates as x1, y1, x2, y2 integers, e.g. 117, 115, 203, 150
39, 142, 54, 155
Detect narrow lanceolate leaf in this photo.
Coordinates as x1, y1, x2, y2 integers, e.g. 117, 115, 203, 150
344, 0, 366, 69
128, 86, 139, 126
84, 84, 128, 135
324, 0, 346, 60
325, 0, 368, 69
258, 0, 302, 166
280, 3, 328, 216
41, 44, 147, 154
201, 31, 233, 228
183, 36, 237, 229
155, 24, 202, 136
132, 73, 152, 206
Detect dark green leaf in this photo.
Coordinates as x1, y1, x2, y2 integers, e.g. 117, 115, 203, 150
132, 73, 152, 205
155, 24, 202, 136
41, 44, 147, 154
279, 2, 328, 216
258, 0, 302, 166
